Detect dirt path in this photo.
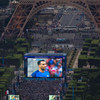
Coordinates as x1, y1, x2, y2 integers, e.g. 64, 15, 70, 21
72, 50, 81, 68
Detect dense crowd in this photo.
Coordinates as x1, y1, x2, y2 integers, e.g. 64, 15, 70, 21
15, 78, 63, 100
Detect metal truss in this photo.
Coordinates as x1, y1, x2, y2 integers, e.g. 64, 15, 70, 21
1, 0, 100, 39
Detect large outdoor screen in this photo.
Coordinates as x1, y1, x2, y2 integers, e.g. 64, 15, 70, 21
8, 95, 20, 100
24, 53, 67, 78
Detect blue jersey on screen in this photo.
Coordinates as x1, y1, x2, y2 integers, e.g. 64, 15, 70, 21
31, 70, 50, 77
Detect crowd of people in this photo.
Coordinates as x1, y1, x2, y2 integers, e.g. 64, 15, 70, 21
15, 79, 63, 100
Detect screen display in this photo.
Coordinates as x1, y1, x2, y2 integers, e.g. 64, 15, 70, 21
24, 53, 67, 78
49, 95, 60, 100
27, 58, 63, 78
8, 95, 20, 100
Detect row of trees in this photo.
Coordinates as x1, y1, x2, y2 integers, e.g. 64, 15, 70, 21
0, 37, 33, 67
78, 38, 100, 67
64, 68, 100, 100
0, 67, 14, 99
0, 36, 33, 98
64, 68, 87, 100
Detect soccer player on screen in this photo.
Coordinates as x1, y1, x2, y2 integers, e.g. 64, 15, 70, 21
31, 60, 50, 77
